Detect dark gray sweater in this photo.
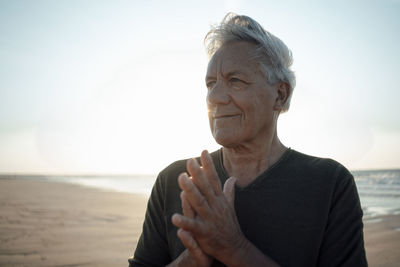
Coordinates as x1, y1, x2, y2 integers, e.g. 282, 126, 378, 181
129, 148, 367, 266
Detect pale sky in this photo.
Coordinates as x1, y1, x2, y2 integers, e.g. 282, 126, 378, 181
0, 0, 399, 174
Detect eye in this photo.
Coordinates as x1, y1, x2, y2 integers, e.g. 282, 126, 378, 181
206, 80, 216, 90
230, 77, 242, 83
229, 77, 246, 90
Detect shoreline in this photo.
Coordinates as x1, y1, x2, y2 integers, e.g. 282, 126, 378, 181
0, 179, 399, 266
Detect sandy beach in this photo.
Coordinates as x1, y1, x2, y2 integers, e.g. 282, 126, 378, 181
0, 178, 147, 266
0, 178, 399, 266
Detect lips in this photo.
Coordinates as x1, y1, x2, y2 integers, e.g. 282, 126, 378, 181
213, 114, 241, 119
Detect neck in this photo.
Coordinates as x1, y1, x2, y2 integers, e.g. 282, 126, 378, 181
222, 129, 287, 188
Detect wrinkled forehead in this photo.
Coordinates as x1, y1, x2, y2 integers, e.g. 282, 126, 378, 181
206, 41, 261, 77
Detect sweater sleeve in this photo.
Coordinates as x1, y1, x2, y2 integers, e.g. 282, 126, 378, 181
129, 173, 171, 267
317, 165, 368, 267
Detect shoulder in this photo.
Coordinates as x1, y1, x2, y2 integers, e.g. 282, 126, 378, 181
281, 149, 354, 191
153, 150, 222, 196
157, 149, 222, 183
155, 149, 223, 192
286, 149, 352, 178
159, 158, 188, 180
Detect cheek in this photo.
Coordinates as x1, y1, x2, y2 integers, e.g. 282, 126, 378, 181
243, 95, 272, 126
242, 94, 262, 119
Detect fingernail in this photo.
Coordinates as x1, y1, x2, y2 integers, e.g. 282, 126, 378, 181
179, 172, 188, 180
172, 214, 181, 224
178, 173, 189, 184
189, 158, 197, 166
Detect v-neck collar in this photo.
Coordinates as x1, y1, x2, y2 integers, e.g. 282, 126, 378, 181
214, 147, 293, 190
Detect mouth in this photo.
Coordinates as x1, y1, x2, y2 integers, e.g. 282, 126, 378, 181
213, 114, 241, 119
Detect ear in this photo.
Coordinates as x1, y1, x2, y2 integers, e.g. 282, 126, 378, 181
273, 82, 290, 111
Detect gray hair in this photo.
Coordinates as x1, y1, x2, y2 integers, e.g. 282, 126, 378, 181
205, 13, 296, 112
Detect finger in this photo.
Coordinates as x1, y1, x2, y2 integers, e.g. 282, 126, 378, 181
177, 229, 210, 262
186, 158, 216, 200
178, 174, 211, 217
180, 191, 195, 218
172, 213, 201, 233
223, 177, 237, 207
177, 229, 199, 251
200, 150, 222, 195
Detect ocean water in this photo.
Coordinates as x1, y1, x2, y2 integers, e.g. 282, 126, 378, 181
353, 169, 400, 219
2, 169, 400, 220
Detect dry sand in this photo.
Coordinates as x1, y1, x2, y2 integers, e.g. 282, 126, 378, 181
364, 215, 400, 267
0, 178, 147, 266
0, 178, 399, 266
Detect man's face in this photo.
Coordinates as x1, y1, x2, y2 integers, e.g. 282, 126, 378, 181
205, 41, 280, 148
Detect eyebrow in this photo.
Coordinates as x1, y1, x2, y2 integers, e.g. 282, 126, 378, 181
205, 74, 214, 81
225, 70, 246, 77
205, 70, 246, 81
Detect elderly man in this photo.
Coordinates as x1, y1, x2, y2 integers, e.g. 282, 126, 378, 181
129, 13, 367, 267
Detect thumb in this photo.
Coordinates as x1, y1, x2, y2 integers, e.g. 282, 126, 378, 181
223, 176, 237, 206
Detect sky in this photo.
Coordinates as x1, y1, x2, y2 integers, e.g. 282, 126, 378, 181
0, 0, 399, 174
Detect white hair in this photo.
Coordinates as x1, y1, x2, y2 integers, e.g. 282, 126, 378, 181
205, 13, 296, 112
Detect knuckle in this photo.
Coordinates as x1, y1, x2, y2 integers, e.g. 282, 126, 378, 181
184, 181, 196, 193
188, 237, 197, 249
195, 195, 207, 207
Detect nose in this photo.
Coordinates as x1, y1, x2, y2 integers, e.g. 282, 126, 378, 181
206, 81, 231, 106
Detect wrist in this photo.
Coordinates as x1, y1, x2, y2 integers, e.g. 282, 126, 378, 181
166, 249, 190, 267
216, 237, 280, 267
215, 236, 251, 267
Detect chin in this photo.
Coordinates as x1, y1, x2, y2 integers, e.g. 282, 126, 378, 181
212, 131, 242, 148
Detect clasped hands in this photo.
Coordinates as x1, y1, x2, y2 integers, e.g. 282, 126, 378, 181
171, 150, 247, 266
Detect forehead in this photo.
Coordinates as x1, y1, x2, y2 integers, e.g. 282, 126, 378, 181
206, 41, 261, 77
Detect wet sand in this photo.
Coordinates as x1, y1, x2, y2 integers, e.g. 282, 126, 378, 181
0, 178, 399, 266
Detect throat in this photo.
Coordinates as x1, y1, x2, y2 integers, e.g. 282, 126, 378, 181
227, 162, 269, 188
221, 142, 288, 188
